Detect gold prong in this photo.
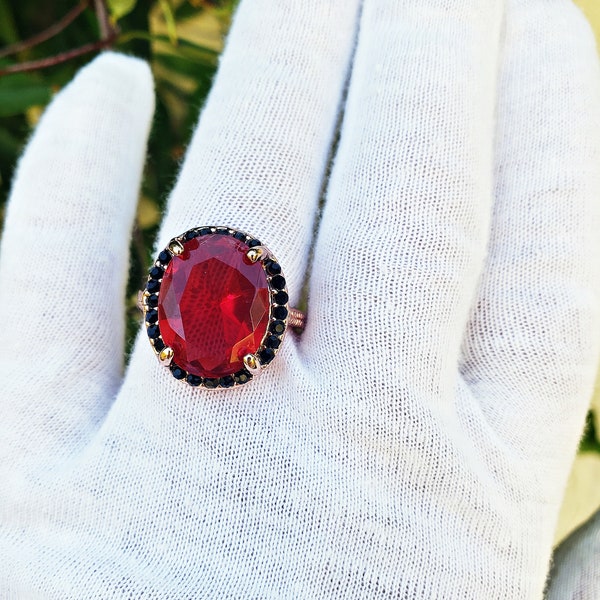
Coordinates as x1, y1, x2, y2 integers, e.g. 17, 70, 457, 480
168, 239, 184, 256
159, 347, 174, 366
246, 246, 266, 263
243, 353, 261, 375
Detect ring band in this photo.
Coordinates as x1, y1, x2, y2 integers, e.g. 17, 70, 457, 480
285, 307, 306, 330
139, 226, 305, 389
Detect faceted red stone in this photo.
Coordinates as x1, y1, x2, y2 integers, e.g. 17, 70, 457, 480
158, 235, 270, 378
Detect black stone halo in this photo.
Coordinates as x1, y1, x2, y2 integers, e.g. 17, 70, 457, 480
138, 226, 304, 389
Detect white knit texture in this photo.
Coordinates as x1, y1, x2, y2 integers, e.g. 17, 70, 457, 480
547, 509, 600, 599
1, 0, 600, 597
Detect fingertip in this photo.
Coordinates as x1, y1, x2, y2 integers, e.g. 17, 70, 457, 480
561, 0, 598, 49
31, 51, 155, 144
13, 51, 155, 197
69, 51, 155, 123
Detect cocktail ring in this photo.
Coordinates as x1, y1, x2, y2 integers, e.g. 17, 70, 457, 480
139, 226, 306, 389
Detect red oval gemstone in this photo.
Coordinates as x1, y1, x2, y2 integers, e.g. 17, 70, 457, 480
158, 235, 270, 378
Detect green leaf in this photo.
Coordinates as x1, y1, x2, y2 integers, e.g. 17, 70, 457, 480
0, 74, 51, 117
579, 410, 600, 454
107, 0, 137, 21
173, 1, 202, 21
0, 0, 19, 44
154, 53, 216, 80
118, 31, 219, 64
158, 0, 178, 45
163, 36, 219, 63
0, 126, 21, 158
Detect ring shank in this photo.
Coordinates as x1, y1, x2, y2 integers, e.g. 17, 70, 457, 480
287, 307, 306, 331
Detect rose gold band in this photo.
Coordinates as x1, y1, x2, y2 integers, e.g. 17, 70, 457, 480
287, 307, 306, 330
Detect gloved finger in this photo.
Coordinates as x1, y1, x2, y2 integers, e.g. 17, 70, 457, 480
459, 0, 600, 465
111, 0, 362, 463
156, 0, 361, 308
0, 53, 154, 466
546, 508, 600, 600
306, 0, 502, 398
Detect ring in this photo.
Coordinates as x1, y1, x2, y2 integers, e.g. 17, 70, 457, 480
139, 226, 306, 389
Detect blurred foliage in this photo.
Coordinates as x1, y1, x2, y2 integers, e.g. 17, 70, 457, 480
0, 0, 236, 352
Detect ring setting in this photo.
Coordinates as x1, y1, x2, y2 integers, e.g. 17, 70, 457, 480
140, 226, 305, 389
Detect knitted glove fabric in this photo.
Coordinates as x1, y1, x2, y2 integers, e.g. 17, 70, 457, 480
1, 0, 600, 598
547, 509, 600, 600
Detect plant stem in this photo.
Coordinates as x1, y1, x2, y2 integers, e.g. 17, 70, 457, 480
93, 0, 111, 41
0, 0, 120, 77
0, 1, 90, 59
0, 35, 117, 76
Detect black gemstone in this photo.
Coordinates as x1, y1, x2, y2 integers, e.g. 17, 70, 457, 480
185, 230, 199, 240
270, 320, 286, 335
216, 228, 229, 235
153, 338, 165, 352
233, 231, 247, 241
265, 335, 281, 349
273, 306, 288, 320
147, 294, 158, 308
145, 309, 158, 324
204, 378, 219, 389
271, 275, 286, 290
273, 291, 288, 305
199, 227, 211, 236
220, 375, 234, 388
158, 250, 172, 264
147, 279, 160, 294
234, 370, 252, 384
186, 374, 202, 386
149, 266, 164, 280
170, 365, 186, 380
247, 238, 261, 248
147, 324, 160, 339
265, 260, 281, 276
258, 348, 275, 365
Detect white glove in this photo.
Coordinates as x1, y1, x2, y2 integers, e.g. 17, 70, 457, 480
547, 509, 600, 600
1, 0, 599, 597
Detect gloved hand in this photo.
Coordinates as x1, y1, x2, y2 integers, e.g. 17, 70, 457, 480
547, 508, 600, 600
1, 0, 599, 597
